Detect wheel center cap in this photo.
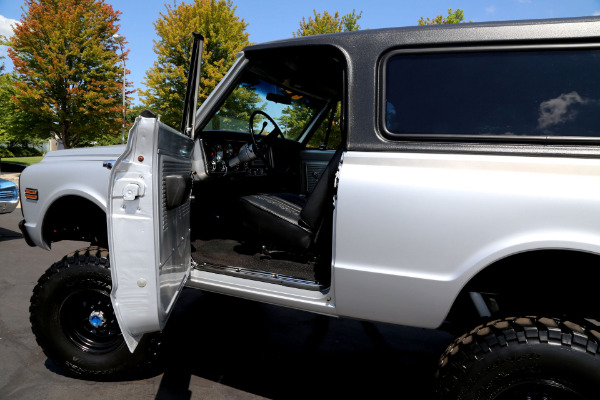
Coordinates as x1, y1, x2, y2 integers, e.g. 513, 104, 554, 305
89, 310, 105, 327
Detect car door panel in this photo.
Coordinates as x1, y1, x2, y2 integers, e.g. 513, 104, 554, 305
108, 116, 194, 351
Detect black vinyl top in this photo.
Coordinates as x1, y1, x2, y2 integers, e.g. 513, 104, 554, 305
241, 17, 600, 155
244, 16, 600, 54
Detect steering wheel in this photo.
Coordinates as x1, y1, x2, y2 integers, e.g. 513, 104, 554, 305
249, 110, 285, 169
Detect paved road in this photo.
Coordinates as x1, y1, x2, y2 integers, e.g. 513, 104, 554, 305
0, 208, 453, 399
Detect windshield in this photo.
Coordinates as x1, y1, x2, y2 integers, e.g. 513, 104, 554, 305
202, 70, 327, 141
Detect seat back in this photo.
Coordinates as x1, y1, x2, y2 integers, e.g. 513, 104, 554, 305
299, 146, 343, 231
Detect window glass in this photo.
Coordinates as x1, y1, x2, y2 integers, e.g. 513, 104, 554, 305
384, 49, 600, 138
203, 71, 326, 141
306, 102, 342, 149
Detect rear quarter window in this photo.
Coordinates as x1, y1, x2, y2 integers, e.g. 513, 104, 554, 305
382, 47, 600, 141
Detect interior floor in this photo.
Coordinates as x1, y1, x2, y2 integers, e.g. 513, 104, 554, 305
191, 237, 330, 290
189, 193, 332, 290
191, 237, 316, 278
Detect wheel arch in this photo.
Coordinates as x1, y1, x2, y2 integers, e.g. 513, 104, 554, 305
444, 248, 600, 331
42, 194, 108, 248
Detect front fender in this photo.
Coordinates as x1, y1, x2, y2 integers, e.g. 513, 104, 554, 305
20, 152, 120, 249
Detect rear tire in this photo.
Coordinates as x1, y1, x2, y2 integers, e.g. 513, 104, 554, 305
30, 246, 161, 380
436, 316, 600, 400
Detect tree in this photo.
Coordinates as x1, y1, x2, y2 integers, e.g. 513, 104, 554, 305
139, 0, 250, 129
0, 39, 13, 144
0, 71, 31, 145
0, 37, 6, 74
1, 33, 47, 152
8, 0, 128, 149
0, 71, 17, 146
124, 103, 148, 126
294, 9, 362, 37
418, 8, 470, 25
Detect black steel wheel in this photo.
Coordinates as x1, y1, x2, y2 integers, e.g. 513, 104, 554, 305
30, 246, 161, 380
59, 286, 122, 354
436, 316, 600, 400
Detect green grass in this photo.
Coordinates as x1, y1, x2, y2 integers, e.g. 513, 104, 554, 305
1, 156, 44, 166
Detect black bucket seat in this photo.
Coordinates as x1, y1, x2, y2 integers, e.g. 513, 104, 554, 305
239, 146, 343, 251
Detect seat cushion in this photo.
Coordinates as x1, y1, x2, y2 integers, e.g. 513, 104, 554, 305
238, 193, 314, 250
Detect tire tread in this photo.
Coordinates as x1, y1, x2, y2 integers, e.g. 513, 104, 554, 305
29, 246, 161, 380
437, 316, 600, 398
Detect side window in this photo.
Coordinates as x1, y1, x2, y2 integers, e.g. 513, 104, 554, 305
306, 101, 342, 150
383, 49, 600, 140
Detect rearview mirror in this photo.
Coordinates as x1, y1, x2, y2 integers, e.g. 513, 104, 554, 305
266, 92, 292, 105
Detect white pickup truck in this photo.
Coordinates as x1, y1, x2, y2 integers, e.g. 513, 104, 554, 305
19, 18, 600, 399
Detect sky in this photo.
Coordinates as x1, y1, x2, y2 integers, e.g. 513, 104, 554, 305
1, 0, 600, 104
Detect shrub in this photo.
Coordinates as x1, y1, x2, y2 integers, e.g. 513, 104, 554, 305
9, 146, 43, 157
0, 147, 15, 157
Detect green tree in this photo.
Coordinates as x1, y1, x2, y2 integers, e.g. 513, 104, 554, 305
208, 84, 263, 131
0, 72, 27, 144
0, 70, 48, 157
294, 9, 362, 37
0, 71, 18, 145
125, 103, 148, 126
139, 0, 250, 129
8, 0, 127, 149
1, 33, 49, 152
418, 8, 471, 25
0, 37, 6, 74
0, 39, 13, 145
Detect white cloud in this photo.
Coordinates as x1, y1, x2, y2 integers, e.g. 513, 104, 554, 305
0, 15, 18, 39
0, 15, 18, 67
486, 5, 497, 13
538, 91, 588, 130
593, 11, 600, 16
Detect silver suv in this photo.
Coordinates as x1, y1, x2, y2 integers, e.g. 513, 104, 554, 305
20, 17, 600, 399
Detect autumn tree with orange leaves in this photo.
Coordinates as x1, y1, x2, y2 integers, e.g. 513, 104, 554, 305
8, 0, 128, 148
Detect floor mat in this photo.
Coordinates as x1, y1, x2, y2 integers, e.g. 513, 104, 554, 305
191, 238, 321, 283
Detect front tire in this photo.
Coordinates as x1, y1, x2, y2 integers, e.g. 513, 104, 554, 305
436, 316, 600, 400
30, 246, 160, 380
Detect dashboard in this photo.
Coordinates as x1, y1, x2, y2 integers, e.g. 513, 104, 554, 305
202, 131, 267, 176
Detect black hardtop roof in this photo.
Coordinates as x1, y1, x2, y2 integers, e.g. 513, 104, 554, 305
243, 16, 600, 55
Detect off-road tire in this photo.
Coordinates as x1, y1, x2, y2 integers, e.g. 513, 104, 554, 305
30, 246, 161, 380
436, 316, 600, 400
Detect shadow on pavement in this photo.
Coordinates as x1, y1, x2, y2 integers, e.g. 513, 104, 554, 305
155, 288, 453, 400
0, 162, 27, 173
30, 282, 452, 399
0, 226, 22, 242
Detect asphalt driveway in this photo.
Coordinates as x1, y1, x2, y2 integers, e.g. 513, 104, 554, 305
0, 208, 453, 399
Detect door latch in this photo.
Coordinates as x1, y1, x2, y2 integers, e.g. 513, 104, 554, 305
123, 183, 141, 201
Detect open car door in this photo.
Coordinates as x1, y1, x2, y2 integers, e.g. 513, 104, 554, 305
108, 33, 203, 351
